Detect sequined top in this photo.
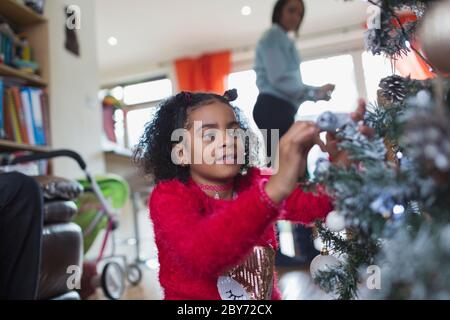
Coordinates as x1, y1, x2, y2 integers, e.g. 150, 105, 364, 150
217, 246, 276, 300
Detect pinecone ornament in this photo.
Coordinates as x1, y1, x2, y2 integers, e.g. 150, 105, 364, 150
379, 75, 409, 104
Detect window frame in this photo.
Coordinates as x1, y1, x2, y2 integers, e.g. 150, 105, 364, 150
101, 75, 172, 151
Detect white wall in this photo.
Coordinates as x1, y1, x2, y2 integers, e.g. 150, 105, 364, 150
46, 0, 105, 178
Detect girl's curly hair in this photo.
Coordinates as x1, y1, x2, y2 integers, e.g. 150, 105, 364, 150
133, 89, 262, 184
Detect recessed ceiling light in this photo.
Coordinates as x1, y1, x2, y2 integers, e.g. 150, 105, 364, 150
241, 5, 252, 16
108, 36, 118, 46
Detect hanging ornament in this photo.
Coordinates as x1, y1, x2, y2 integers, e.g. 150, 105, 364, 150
364, 10, 414, 59
325, 210, 346, 232
370, 193, 396, 219
316, 111, 352, 133
379, 75, 409, 104
412, 2, 428, 18
314, 158, 331, 179
310, 248, 341, 279
313, 237, 324, 252
419, 0, 450, 73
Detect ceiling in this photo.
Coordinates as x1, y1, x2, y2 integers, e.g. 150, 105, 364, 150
95, 0, 369, 78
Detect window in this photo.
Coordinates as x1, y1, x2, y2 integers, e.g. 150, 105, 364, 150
297, 54, 359, 120
293, 54, 359, 175
104, 79, 173, 106
227, 70, 259, 123
361, 51, 395, 103
227, 55, 360, 122
126, 107, 158, 149
226, 55, 361, 174
101, 77, 173, 150
123, 79, 173, 105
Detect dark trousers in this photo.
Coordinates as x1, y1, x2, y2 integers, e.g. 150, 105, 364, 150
253, 93, 319, 264
0, 172, 43, 300
253, 94, 298, 164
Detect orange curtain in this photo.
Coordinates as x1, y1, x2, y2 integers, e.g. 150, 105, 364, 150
395, 40, 435, 80
393, 13, 435, 80
175, 51, 231, 94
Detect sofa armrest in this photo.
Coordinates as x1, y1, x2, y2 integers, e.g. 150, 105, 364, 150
44, 201, 78, 224
38, 223, 83, 300
34, 176, 84, 201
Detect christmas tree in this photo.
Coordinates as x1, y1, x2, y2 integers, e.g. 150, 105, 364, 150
307, 0, 450, 299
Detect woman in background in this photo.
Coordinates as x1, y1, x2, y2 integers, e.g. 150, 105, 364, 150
253, 0, 335, 267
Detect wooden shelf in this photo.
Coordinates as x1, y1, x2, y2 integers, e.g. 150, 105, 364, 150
103, 148, 133, 159
0, 64, 47, 86
0, 139, 50, 152
0, 0, 46, 27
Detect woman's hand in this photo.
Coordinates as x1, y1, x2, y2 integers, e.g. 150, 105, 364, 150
324, 99, 375, 167
315, 84, 335, 101
265, 121, 321, 204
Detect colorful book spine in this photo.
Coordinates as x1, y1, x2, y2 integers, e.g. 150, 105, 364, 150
20, 87, 36, 145
40, 91, 50, 146
30, 88, 45, 145
6, 89, 23, 143
11, 86, 29, 143
3, 88, 13, 140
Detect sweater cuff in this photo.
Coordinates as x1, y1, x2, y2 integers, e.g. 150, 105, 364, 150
257, 178, 287, 216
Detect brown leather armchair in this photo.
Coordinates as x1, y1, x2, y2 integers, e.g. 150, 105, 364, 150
35, 176, 84, 300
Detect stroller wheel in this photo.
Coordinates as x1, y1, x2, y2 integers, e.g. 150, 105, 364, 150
126, 263, 142, 286
101, 262, 125, 300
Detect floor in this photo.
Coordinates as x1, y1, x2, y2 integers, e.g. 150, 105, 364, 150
88, 263, 332, 300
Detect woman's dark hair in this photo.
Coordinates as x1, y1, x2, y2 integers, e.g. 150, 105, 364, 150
133, 89, 261, 184
272, 0, 305, 35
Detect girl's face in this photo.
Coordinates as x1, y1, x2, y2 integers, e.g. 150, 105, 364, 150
179, 100, 245, 183
280, 0, 304, 32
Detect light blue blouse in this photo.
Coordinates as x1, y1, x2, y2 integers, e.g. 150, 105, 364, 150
254, 24, 318, 109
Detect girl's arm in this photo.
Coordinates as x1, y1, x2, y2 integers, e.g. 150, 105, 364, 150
150, 180, 280, 277
257, 167, 333, 225
279, 185, 333, 225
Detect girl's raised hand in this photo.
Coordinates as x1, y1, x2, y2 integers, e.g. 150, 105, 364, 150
324, 99, 375, 166
264, 100, 375, 204
265, 121, 320, 204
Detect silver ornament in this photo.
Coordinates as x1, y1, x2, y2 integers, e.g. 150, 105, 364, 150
325, 210, 346, 232
316, 111, 352, 133
310, 252, 341, 279
314, 158, 331, 176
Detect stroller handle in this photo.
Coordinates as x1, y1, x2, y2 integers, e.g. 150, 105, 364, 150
8, 148, 116, 219
8, 149, 87, 170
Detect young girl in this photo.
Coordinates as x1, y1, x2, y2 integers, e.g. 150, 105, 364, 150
135, 89, 367, 300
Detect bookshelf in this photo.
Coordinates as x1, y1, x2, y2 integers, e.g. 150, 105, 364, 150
0, 0, 46, 26
0, 0, 50, 154
0, 138, 50, 152
0, 63, 47, 86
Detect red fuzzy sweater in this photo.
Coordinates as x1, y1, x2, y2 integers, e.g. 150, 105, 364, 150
149, 167, 333, 300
